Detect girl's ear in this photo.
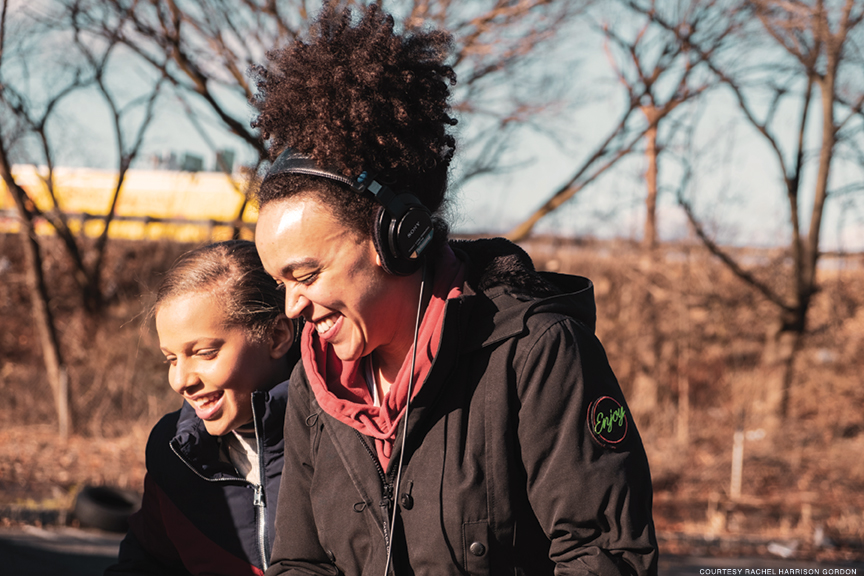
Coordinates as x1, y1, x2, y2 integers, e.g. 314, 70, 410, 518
269, 314, 295, 358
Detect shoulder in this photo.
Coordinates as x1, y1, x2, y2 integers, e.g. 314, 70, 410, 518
258, 379, 291, 446
517, 310, 614, 385
143, 408, 185, 475
522, 310, 599, 359
268, 377, 291, 401
511, 313, 589, 379
262, 378, 291, 420
146, 409, 182, 451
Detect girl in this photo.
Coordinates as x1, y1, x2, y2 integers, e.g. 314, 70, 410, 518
106, 240, 298, 576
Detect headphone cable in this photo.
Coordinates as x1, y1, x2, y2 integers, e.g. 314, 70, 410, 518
382, 259, 426, 576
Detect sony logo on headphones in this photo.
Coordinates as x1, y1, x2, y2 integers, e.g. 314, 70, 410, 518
408, 221, 421, 238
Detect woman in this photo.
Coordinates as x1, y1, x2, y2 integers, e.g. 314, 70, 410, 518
106, 240, 299, 576
252, 4, 657, 575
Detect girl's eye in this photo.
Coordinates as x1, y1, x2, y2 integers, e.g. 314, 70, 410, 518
196, 349, 218, 359
163, 356, 177, 366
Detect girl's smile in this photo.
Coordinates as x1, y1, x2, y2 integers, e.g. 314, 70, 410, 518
156, 292, 290, 436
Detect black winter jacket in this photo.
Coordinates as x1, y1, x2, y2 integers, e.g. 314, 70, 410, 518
105, 380, 289, 576
266, 239, 658, 576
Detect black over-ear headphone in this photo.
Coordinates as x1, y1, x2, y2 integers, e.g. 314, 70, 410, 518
262, 149, 434, 275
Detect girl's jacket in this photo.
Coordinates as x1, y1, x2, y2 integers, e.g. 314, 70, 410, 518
105, 379, 289, 576
266, 238, 658, 576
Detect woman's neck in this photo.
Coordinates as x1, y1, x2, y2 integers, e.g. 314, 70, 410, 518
372, 267, 432, 395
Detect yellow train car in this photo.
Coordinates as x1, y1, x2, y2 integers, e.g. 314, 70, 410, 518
0, 165, 259, 242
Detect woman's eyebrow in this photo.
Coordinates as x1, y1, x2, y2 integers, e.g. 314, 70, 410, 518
279, 257, 319, 277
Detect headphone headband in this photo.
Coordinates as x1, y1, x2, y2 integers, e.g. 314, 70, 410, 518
262, 148, 434, 275
264, 149, 403, 212
264, 149, 353, 187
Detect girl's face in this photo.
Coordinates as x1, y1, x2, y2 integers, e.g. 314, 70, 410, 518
155, 292, 291, 436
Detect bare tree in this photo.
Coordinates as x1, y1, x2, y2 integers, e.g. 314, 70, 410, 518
68, 2, 168, 300
0, 0, 74, 438
3, 5, 165, 310
619, 0, 743, 250
406, 0, 589, 182
72, 0, 590, 206
669, 0, 864, 420
0, 1, 165, 435
506, 0, 740, 243
577, 0, 743, 426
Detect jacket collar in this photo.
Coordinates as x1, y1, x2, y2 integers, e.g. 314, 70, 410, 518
169, 379, 290, 480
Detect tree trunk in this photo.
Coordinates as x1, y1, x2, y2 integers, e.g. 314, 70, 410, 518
760, 314, 803, 422
760, 43, 838, 423
642, 108, 659, 251
634, 105, 661, 413
630, 258, 660, 421
677, 288, 690, 445
2, 167, 71, 438
21, 228, 70, 439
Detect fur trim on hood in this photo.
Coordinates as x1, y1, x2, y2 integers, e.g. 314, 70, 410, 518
451, 237, 561, 299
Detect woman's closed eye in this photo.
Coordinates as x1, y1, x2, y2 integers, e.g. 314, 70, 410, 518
296, 271, 319, 286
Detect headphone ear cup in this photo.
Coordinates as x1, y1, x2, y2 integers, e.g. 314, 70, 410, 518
373, 205, 426, 276
389, 194, 433, 257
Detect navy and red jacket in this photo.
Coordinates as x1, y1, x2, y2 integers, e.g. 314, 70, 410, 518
105, 379, 288, 576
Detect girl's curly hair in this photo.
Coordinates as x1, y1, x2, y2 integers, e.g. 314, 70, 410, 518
249, 2, 457, 243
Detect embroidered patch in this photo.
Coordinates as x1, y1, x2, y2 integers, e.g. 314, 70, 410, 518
587, 396, 628, 448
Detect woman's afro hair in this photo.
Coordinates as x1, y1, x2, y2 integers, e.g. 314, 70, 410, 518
249, 2, 457, 214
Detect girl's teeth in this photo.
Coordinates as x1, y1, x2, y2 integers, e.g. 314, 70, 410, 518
196, 392, 220, 407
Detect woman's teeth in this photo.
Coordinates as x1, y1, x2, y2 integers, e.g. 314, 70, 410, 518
315, 317, 336, 334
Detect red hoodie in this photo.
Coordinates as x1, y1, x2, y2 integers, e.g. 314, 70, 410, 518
300, 246, 465, 469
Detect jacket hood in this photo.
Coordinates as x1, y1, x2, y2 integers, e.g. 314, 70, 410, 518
449, 238, 597, 350
170, 379, 290, 480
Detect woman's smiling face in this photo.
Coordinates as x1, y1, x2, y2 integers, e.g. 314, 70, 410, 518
155, 292, 288, 436
255, 195, 415, 365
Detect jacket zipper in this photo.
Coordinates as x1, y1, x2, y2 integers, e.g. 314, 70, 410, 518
352, 429, 393, 553
250, 394, 270, 571
169, 391, 270, 571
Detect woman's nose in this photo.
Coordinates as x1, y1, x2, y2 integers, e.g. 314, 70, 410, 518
284, 286, 310, 319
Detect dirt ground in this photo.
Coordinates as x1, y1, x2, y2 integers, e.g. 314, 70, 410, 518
1, 234, 863, 561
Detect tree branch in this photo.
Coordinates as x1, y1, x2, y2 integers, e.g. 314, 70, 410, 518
677, 192, 792, 312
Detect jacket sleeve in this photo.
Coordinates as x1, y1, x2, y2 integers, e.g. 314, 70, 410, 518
515, 316, 658, 576
265, 374, 341, 576
103, 474, 190, 576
